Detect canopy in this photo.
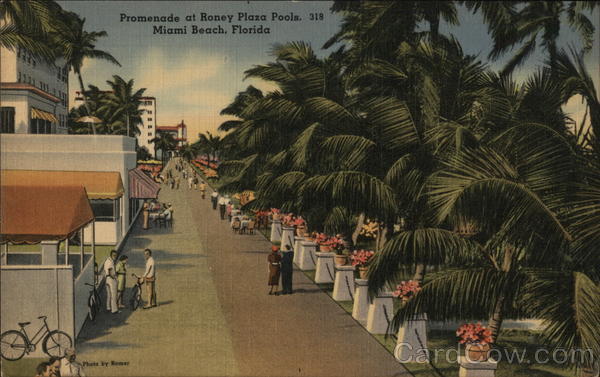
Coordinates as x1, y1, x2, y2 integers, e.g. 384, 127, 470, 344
31, 107, 58, 123
1, 170, 124, 199
0, 185, 94, 244
129, 168, 161, 199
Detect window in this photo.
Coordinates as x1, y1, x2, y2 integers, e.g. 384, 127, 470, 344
147, 110, 152, 114
148, 117, 152, 121
90, 199, 121, 222
0, 107, 16, 133
148, 132, 152, 137
18, 72, 21, 82
30, 118, 51, 134
148, 125, 152, 129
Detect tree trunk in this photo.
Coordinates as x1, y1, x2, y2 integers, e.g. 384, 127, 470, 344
488, 294, 505, 343
76, 70, 95, 135
351, 213, 365, 246
413, 263, 426, 284
126, 112, 130, 137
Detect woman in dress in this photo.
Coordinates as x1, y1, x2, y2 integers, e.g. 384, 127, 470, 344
116, 255, 128, 308
267, 246, 281, 295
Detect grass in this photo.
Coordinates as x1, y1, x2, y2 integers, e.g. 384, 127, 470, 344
1, 357, 46, 377
7, 244, 114, 266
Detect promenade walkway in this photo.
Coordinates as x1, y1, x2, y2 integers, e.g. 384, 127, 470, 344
75, 160, 406, 377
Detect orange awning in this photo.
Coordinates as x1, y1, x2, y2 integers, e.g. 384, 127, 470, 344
0, 185, 94, 244
1, 170, 124, 199
129, 168, 161, 199
31, 107, 59, 123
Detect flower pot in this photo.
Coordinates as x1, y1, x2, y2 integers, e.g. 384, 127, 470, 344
465, 343, 491, 362
319, 245, 332, 252
358, 266, 369, 279
296, 226, 308, 237
334, 254, 348, 266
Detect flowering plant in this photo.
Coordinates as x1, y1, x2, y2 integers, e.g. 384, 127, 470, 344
323, 236, 345, 254
456, 323, 493, 345
312, 232, 329, 245
270, 208, 280, 215
359, 220, 380, 239
392, 280, 421, 301
350, 250, 375, 267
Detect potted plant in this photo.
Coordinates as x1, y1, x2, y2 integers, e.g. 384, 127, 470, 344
270, 208, 281, 221
392, 280, 422, 302
328, 236, 347, 265
350, 250, 375, 279
314, 233, 332, 252
456, 323, 493, 362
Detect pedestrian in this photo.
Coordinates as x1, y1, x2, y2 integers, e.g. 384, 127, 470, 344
199, 181, 206, 199
218, 196, 227, 219
102, 250, 119, 314
187, 175, 193, 189
48, 356, 61, 377
267, 246, 281, 295
142, 248, 157, 309
176, 177, 181, 190
193, 174, 198, 189
211, 191, 219, 210
280, 244, 294, 295
226, 202, 232, 222
60, 348, 86, 377
35, 362, 52, 377
116, 255, 128, 309
142, 200, 150, 230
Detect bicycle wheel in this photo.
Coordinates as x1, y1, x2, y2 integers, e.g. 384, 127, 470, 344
130, 286, 140, 310
0, 330, 27, 361
42, 330, 72, 358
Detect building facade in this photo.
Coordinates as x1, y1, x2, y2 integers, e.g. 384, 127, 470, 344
157, 120, 187, 147
0, 46, 69, 134
138, 97, 157, 156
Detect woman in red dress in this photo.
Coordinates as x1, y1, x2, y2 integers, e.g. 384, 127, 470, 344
267, 246, 281, 295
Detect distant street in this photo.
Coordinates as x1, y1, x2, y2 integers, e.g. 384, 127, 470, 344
76, 160, 405, 376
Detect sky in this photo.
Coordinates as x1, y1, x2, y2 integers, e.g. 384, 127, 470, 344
60, 1, 600, 143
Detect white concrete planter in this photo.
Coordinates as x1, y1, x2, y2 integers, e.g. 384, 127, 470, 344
332, 265, 355, 301
298, 241, 317, 270
458, 356, 498, 377
280, 226, 295, 250
394, 313, 429, 363
352, 278, 370, 322
366, 291, 394, 334
270, 219, 282, 243
292, 236, 303, 264
314, 252, 335, 284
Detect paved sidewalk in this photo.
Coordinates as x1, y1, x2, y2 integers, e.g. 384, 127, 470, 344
75, 159, 406, 376
191, 185, 406, 376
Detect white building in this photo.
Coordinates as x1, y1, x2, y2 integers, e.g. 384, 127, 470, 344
0, 46, 69, 134
138, 96, 157, 156
0, 134, 137, 245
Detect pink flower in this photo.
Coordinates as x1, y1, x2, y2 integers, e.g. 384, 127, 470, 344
350, 250, 375, 266
456, 323, 493, 345
392, 280, 421, 301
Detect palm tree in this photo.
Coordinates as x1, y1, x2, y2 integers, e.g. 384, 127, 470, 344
468, 1, 598, 74
195, 131, 224, 163
51, 11, 121, 134
178, 143, 198, 162
99, 75, 146, 137
150, 132, 176, 165
0, 0, 58, 61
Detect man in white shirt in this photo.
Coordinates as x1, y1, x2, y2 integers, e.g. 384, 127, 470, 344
102, 250, 119, 314
211, 191, 219, 210
142, 248, 156, 309
218, 196, 227, 219
60, 348, 86, 377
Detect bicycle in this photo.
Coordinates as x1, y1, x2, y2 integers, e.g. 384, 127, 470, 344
85, 282, 101, 321
0, 316, 72, 361
130, 273, 143, 310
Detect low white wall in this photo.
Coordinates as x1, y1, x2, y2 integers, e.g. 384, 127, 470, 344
429, 319, 545, 332
0, 265, 75, 358
73, 256, 94, 338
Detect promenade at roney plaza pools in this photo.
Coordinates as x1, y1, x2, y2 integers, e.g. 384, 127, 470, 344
58, 159, 405, 377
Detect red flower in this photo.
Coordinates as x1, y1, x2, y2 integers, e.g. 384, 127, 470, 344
456, 323, 493, 345
392, 280, 421, 301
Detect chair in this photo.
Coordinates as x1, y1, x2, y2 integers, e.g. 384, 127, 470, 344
247, 220, 255, 235
232, 220, 241, 233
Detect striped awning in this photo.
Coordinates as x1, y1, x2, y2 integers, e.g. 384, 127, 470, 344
129, 168, 161, 199
31, 107, 59, 123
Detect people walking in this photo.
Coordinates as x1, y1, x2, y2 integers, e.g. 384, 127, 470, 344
142, 248, 157, 309
226, 202, 232, 222
211, 191, 219, 210
103, 250, 119, 313
280, 245, 294, 295
187, 175, 193, 189
268, 246, 281, 295
199, 181, 206, 199
218, 196, 227, 219
116, 255, 128, 309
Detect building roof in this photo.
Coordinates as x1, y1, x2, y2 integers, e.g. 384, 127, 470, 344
0, 83, 60, 103
0, 185, 94, 244
1, 170, 124, 199
157, 121, 186, 131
